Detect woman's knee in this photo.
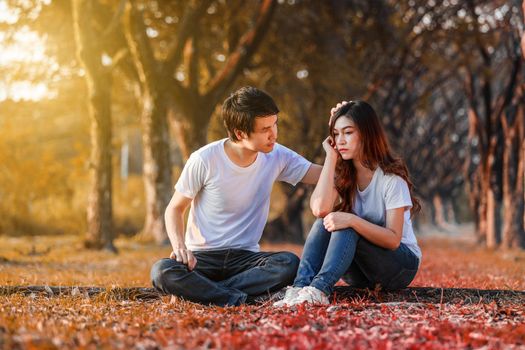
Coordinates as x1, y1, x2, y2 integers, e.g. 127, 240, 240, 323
305, 218, 332, 240
311, 218, 328, 232
335, 227, 360, 240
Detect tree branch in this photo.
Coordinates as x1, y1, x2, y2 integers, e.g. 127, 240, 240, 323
123, 1, 185, 100
205, 0, 277, 105
163, 0, 214, 76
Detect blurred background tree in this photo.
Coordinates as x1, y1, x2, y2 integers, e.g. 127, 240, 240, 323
0, 0, 523, 251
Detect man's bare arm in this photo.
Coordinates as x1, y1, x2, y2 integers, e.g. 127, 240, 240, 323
164, 191, 196, 270
300, 163, 323, 185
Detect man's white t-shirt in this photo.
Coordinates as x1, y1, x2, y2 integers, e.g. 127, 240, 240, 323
175, 138, 311, 252
353, 167, 422, 260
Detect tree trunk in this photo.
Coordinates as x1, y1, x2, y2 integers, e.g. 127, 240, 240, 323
123, 3, 173, 243
501, 190, 524, 249
501, 104, 525, 249
522, 2, 525, 242
477, 173, 488, 245
432, 194, 446, 229
73, 0, 116, 252
445, 198, 459, 225
466, 171, 482, 238
169, 110, 210, 160
485, 186, 498, 249
140, 94, 173, 244
522, 141, 525, 248
85, 80, 115, 251
522, 128, 525, 247
501, 128, 515, 249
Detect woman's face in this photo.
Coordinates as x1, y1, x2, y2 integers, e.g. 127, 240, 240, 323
333, 116, 361, 161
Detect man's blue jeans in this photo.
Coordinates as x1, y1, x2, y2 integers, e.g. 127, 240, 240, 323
294, 218, 420, 295
151, 249, 299, 306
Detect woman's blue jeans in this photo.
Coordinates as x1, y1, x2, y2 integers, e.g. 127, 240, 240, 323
293, 218, 420, 295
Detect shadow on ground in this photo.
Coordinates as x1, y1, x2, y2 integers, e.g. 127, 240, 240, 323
2, 285, 524, 305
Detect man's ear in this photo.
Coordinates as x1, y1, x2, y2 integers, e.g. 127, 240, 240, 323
234, 129, 247, 141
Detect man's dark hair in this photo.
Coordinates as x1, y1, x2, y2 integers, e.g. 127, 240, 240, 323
222, 86, 279, 142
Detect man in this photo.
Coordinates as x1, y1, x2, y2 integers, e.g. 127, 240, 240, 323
150, 86, 322, 306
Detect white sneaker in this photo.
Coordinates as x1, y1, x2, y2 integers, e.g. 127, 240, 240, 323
272, 286, 302, 307
287, 286, 329, 306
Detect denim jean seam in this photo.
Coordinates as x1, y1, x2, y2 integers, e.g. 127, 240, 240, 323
166, 266, 246, 306
312, 228, 356, 295
293, 223, 330, 288
155, 264, 168, 294
222, 249, 231, 277
295, 258, 321, 288
294, 253, 314, 287
214, 251, 298, 299
310, 279, 331, 296
158, 261, 180, 295
331, 228, 356, 279
228, 290, 247, 306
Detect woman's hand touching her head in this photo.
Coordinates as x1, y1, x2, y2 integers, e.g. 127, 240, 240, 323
322, 136, 339, 162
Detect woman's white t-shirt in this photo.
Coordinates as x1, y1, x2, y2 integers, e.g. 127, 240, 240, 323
353, 167, 422, 259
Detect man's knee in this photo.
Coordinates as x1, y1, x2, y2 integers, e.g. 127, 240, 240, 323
270, 251, 300, 281
150, 258, 188, 290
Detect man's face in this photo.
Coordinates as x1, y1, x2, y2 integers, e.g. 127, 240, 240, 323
239, 114, 278, 153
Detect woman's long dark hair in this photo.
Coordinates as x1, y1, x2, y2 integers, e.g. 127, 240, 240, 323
330, 101, 421, 216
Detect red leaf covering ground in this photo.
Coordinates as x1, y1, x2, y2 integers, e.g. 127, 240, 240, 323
0, 230, 524, 349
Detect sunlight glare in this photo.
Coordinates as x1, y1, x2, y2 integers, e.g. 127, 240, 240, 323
0, 19, 57, 101
0, 81, 56, 102
0, 0, 20, 24
0, 27, 48, 65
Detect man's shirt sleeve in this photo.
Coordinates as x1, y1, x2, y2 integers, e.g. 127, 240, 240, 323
276, 145, 312, 186
174, 152, 208, 199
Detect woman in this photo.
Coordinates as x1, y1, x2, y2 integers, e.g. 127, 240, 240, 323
274, 100, 422, 307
